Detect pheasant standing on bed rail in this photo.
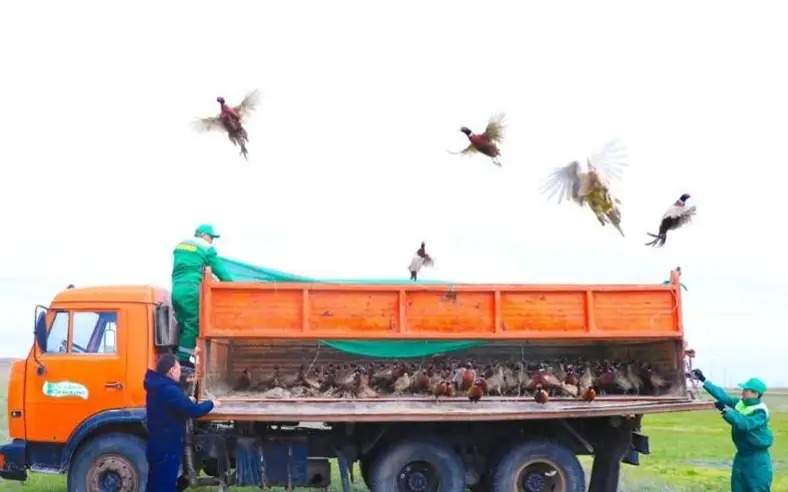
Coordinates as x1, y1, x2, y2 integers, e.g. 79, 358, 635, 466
408, 242, 434, 281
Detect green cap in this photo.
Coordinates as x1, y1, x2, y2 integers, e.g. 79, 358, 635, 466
738, 377, 767, 395
194, 224, 220, 238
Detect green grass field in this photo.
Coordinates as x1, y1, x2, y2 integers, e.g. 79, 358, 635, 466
1, 360, 785, 491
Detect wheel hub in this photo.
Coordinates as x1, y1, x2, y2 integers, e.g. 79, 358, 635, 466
398, 462, 438, 492
87, 454, 137, 492
524, 472, 546, 491
519, 462, 563, 492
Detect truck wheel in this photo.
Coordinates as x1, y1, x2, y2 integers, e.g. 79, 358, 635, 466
492, 440, 584, 492
369, 437, 465, 492
68, 432, 148, 492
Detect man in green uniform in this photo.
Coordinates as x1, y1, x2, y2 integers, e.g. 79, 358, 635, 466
692, 369, 773, 492
171, 224, 233, 367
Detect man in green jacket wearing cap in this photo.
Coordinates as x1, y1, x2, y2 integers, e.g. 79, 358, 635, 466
171, 224, 233, 367
692, 369, 773, 492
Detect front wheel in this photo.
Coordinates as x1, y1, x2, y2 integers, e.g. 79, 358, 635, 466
492, 440, 584, 492
370, 437, 466, 492
68, 432, 148, 492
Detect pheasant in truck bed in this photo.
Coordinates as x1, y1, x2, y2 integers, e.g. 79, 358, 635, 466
228, 357, 675, 399
534, 384, 549, 404
467, 378, 487, 403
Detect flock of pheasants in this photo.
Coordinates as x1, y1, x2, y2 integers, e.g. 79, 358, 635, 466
193, 89, 698, 282
229, 357, 675, 405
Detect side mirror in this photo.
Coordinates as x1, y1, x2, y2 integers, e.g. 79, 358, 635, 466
33, 305, 48, 376
34, 306, 48, 353
154, 303, 179, 347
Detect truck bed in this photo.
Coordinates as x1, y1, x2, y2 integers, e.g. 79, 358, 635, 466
205, 395, 710, 422
197, 269, 699, 421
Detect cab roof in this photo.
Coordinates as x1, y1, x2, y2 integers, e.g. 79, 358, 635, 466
52, 285, 170, 305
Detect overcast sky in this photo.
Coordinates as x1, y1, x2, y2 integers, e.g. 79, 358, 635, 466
1, 1, 787, 387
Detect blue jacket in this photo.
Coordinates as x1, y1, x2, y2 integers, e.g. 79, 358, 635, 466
143, 370, 214, 458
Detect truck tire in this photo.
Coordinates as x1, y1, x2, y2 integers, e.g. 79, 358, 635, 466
492, 440, 584, 492
369, 437, 465, 492
68, 432, 148, 492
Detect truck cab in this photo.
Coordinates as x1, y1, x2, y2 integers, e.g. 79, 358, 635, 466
2, 286, 169, 489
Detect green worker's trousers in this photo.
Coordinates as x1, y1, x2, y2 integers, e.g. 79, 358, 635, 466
732, 451, 772, 492
172, 282, 200, 363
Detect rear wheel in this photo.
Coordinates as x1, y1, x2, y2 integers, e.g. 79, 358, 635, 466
370, 437, 466, 492
492, 441, 584, 492
68, 432, 148, 492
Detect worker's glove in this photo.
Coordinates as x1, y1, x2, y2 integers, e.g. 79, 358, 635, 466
714, 401, 726, 411
691, 369, 705, 382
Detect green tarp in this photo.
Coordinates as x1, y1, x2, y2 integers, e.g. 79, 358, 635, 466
219, 256, 486, 358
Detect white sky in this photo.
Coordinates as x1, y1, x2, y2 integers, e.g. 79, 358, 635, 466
1, 1, 787, 387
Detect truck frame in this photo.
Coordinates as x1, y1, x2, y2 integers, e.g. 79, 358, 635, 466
1, 268, 709, 492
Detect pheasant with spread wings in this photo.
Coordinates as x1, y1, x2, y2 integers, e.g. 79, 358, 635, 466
450, 113, 506, 167
193, 90, 261, 159
645, 194, 696, 247
541, 139, 629, 236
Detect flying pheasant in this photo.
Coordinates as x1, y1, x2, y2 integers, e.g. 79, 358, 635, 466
541, 139, 628, 236
408, 242, 434, 281
450, 113, 506, 167
646, 194, 696, 247
193, 89, 261, 159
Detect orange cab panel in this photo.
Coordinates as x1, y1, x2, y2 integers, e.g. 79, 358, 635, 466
7, 359, 27, 439
23, 304, 131, 443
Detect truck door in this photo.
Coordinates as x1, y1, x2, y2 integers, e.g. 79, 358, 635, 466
24, 307, 128, 443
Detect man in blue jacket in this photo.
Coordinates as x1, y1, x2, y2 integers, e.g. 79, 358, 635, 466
144, 353, 219, 492
692, 369, 773, 492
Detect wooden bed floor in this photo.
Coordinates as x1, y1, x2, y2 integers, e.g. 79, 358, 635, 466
202, 395, 711, 422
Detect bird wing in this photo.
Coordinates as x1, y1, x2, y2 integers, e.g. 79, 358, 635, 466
192, 116, 224, 132
483, 113, 506, 143
234, 89, 261, 120
663, 204, 697, 231
447, 143, 478, 156
541, 161, 582, 204
663, 204, 696, 220
587, 139, 628, 186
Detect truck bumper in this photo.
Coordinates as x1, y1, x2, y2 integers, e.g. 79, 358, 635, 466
0, 439, 27, 481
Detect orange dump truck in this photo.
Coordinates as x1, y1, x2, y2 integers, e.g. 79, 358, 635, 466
1, 268, 709, 492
